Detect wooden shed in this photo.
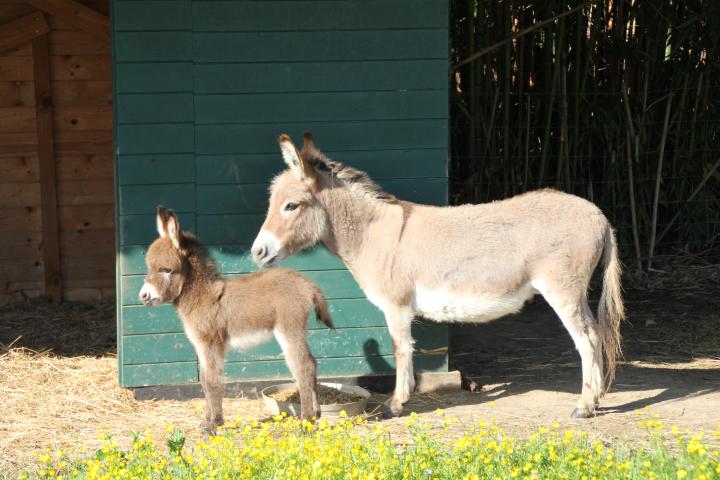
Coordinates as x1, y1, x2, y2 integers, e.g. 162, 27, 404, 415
0, 0, 113, 304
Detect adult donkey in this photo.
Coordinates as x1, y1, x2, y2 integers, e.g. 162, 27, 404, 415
252, 133, 624, 419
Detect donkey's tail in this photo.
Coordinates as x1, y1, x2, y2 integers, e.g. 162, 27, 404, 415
312, 288, 334, 330
598, 223, 625, 395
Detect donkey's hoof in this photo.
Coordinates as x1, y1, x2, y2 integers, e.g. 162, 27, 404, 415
570, 407, 593, 419
381, 403, 403, 419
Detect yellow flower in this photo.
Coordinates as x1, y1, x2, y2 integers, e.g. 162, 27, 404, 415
676, 470, 688, 479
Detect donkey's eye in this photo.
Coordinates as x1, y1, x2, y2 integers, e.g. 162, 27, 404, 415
159, 267, 172, 274
283, 202, 300, 212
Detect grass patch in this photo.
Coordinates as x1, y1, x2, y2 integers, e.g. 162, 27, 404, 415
20, 412, 720, 480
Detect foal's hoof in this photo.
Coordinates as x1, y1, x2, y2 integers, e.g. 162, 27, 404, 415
570, 407, 593, 419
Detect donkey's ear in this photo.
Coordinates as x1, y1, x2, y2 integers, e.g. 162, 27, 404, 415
156, 205, 169, 238
165, 209, 183, 250
302, 131, 318, 154
279, 134, 317, 187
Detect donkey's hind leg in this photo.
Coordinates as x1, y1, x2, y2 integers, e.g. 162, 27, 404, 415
275, 328, 320, 420
538, 285, 602, 418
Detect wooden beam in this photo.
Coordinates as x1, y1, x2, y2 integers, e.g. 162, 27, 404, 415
32, 33, 62, 303
0, 11, 49, 56
25, 0, 109, 42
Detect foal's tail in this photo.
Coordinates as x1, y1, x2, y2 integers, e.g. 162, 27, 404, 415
312, 288, 334, 330
598, 223, 625, 395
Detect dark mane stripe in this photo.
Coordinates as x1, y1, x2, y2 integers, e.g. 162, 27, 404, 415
302, 149, 397, 204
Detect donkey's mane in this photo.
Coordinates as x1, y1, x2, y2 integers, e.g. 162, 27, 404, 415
182, 232, 221, 279
301, 148, 397, 204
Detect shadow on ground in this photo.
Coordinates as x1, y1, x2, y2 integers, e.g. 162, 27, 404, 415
0, 299, 115, 356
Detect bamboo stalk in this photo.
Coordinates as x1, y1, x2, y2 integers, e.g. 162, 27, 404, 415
452, 2, 589, 70
654, 157, 720, 247
539, 29, 559, 184
624, 134, 643, 273
647, 93, 674, 270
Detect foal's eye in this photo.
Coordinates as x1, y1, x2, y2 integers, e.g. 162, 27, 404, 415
159, 267, 172, 274
283, 202, 300, 212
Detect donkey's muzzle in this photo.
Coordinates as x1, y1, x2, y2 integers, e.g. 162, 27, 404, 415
251, 230, 283, 268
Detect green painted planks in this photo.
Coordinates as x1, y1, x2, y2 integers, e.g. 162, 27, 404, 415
195, 154, 282, 185
301, 271, 364, 299
115, 1, 191, 32
195, 149, 447, 185
194, 60, 447, 94
382, 178, 448, 205
120, 354, 448, 387
119, 213, 196, 246
196, 184, 268, 214
121, 298, 385, 335
196, 214, 264, 245
117, 124, 194, 155
219, 245, 345, 272
195, 90, 447, 125
122, 328, 389, 365
193, 1, 447, 32
121, 244, 344, 276
115, 63, 193, 93
123, 332, 195, 364
194, 30, 447, 63
335, 150, 447, 181
122, 326, 446, 366
119, 184, 195, 216
116, 32, 192, 62
194, 179, 446, 215
121, 270, 364, 306
122, 362, 198, 388
224, 327, 394, 363
123, 304, 184, 335
117, 94, 194, 124
196, 120, 447, 155
113, 0, 451, 387
117, 154, 195, 186
224, 353, 449, 382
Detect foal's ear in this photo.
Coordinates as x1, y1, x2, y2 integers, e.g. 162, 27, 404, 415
279, 133, 317, 187
156, 205, 183, 250
165, 209, 183, 251
156, 205, 170, 238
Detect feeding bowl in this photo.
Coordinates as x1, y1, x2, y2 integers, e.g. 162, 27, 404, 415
261, 382, 371, 417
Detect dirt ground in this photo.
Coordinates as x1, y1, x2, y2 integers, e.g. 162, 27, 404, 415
1, 265, 719, 476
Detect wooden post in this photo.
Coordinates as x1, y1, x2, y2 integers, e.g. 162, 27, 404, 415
25, 0, 110, 42
0, 11, 49, 56
32, 32, 61, 303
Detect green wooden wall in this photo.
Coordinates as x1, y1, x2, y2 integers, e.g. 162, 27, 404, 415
112, 0, 450, 388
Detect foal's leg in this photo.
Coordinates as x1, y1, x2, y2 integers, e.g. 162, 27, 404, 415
537, 283, 600, 418
196, 341, 225, 434
275, 328, 320, 419
383, 306, 415, 418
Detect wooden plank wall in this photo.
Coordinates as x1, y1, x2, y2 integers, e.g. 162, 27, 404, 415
0, 0, 114, 303
113, 0, 449, 387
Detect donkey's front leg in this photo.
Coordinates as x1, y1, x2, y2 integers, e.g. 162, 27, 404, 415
197, 342, 225, 435
383, 307, 415, 418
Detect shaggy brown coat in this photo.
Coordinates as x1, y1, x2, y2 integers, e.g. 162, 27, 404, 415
140, 207, 333, 433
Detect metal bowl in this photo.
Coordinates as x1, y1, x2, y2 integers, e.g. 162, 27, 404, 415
261, 382, 371, 417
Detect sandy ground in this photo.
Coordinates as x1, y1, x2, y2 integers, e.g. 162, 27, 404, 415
1, 278, 719, 476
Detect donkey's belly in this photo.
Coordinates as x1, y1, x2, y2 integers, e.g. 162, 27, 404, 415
411, 284, 536, 323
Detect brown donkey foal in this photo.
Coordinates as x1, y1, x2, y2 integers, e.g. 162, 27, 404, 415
139, 206, 333, 434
